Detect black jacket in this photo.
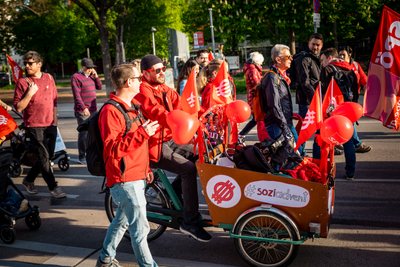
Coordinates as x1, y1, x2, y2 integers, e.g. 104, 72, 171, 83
294, 49, 321, 105
260, 66, 293, 130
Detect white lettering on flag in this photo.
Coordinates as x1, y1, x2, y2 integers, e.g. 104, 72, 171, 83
216, 79, 231, 97
301, 111, 316, 130
186, 92, 196, 108
0, 115, 8, 125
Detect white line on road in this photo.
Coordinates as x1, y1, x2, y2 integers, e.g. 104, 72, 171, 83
0, 240, 241, 267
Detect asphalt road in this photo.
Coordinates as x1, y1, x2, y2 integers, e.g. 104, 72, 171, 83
0, 99, 399, 267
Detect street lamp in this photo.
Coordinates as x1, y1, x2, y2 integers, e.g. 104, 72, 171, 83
208, 8, 216, 55
151, 27, 157, 55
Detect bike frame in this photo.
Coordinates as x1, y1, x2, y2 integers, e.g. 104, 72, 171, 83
146, 169, 184, 229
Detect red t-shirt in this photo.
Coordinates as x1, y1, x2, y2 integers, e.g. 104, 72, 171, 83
14, 73, 57, 127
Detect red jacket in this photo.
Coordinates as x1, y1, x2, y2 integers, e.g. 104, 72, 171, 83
244, 63, 263, 109
99, 93, 151, 187
134, 81, 181, 162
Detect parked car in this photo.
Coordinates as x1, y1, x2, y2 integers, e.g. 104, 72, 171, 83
0, 72, 11, 87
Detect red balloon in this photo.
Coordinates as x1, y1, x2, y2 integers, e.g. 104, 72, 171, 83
225, 100, 251, 123
166, 110, 199, 144
331, 102, 363, 123
320, 115, 354, 145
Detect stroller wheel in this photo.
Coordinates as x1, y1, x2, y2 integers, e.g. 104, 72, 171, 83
10, 160, 23, 178
25, 214, 41, 230
0, 226, 16, 244
58, 157, 69, 171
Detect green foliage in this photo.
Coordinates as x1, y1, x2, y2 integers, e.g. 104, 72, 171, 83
11, 0, 98, 65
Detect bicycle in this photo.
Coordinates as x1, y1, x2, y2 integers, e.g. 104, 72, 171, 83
102, 104, 336, 267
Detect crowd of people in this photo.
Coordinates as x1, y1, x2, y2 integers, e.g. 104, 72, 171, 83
0, 39, 372, 266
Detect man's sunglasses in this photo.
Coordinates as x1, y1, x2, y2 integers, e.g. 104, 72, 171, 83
24, 61, 37, 66
150, 66, 167, 74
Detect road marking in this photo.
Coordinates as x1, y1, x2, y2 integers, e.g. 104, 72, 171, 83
0, 240, 241, 267
0, 240, 93, 267
336, 178, 400, 183
25, 192, 79, 199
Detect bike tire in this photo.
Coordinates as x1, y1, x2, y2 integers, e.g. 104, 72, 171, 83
233, 211, 299, 267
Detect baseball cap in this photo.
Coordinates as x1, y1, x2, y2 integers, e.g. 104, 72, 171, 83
81, 58, 96, 68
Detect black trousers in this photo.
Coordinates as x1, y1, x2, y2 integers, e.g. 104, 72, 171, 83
24, 126, 58, 191
75, 112, 91, 159
150, 140, 200, 225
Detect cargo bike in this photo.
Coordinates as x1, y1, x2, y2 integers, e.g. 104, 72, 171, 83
104, 104, 336, 267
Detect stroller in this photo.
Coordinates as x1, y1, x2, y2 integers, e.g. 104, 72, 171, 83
8, 112, 70, 177
0, 146, 41, 244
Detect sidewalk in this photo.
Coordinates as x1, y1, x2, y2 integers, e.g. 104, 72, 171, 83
0, 87, 107, 105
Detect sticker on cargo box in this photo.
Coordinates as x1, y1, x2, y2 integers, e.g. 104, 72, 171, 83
244, 181, 310, 208
206, 175, 241, 208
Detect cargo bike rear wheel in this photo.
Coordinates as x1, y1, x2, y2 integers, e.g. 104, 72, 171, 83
233, 211, 300, 267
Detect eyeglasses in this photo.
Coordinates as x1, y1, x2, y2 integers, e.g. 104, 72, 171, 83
279, 55, 293, 60
131, 76, 142, 82
24, 61, 37, 66
150, 66, 167, 74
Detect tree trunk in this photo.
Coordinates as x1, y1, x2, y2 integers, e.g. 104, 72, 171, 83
99, 23, 112, 95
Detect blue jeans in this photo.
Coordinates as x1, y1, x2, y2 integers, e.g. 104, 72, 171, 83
313, 132, 356, 177
99, 180, 157, 267
352, 125, 362, 148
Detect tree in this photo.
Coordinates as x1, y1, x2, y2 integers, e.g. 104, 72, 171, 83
70, 0, 117, 94
9, 0, 96, 74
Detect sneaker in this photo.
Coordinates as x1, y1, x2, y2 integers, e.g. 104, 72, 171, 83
18, 199, 29, 213
96, 257, 122, 267
78, 157, 86, 164
345, 173, 354, 180
179, 223, 212, 242
22, 179, 38, 194
50, 186, 67, 199
334, 147, 344, 155
336, 144, 344, 150
355, 143, 371, 153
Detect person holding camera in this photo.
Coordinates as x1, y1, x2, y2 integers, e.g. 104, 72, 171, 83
71, 58, 102, 164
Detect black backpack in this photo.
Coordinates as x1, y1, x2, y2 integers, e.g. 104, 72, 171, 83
329, 64, 358, 102
82, 100, 133, 176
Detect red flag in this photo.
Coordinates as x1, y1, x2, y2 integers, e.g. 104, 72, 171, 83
208, 52, 214, 61
0, 106, 17, 138
295, 84, 323, 150
363, 6, 400, 130
181, 69, 200, 115
6, 54, 24, 83
210, 61, 233, 106
322, 77, 344, 118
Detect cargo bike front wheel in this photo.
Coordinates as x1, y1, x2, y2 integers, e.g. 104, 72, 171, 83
233, 210, 300, 267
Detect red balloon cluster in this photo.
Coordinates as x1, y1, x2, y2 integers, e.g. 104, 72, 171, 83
331, 102, 363, 123
320, 115, 353, 145
166, 110, 199, 144
225, 100, 251, 123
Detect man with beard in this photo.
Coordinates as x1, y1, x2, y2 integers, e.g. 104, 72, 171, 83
293, 33, 324, 118
13, 51, 66, 198
195, 49, 210, 70
135, 54, 212, 242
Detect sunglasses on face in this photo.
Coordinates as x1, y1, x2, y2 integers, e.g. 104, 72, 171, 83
280, 55, 293, 60
150, 66, 167, 74
24, 61, 37, 66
